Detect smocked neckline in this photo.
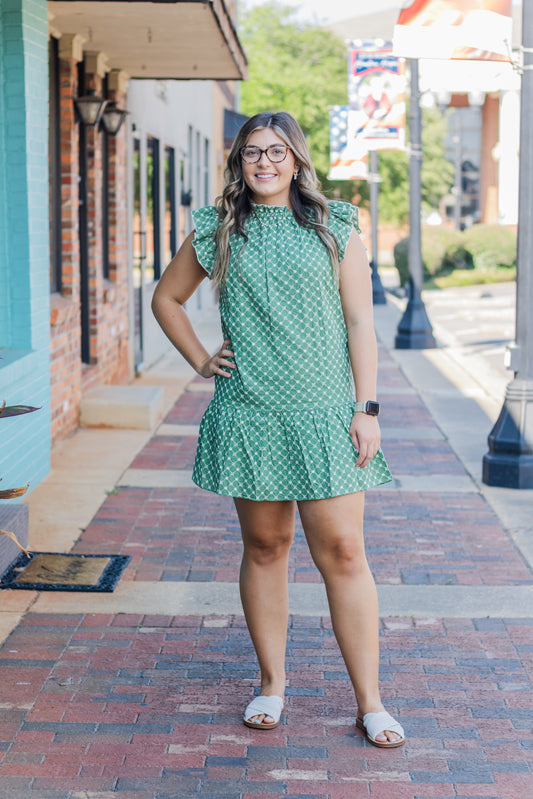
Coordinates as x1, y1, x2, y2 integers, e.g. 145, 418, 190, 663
251, 203, 292, 213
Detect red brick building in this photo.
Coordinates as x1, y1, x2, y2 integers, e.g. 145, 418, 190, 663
47, 1, 247, 444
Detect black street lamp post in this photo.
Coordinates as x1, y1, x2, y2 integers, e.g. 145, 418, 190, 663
482, 0, 533, 488
395, 59, 436, 349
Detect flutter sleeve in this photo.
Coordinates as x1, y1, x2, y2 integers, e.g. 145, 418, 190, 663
191, 206, 219, 278
327, 200, 361, 263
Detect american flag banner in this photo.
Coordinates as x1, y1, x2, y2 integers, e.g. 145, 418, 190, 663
329, 41, 406, 180
329, 105, 368, 180
393, 0, 512, 62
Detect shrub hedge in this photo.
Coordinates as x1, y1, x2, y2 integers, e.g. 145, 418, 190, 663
461, 224, 516, 270
393, 224, 516, 285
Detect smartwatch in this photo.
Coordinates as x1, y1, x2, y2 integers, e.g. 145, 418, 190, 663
354, 400, 380, 416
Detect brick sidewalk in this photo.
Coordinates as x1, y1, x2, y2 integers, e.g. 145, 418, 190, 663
0, 342, 532, 796
0, 613, 532, 797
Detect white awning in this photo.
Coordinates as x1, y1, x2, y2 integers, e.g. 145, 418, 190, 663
49, 0, 248, 80
420, 58, 519, 96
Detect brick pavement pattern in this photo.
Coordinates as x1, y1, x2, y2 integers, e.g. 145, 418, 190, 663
1, 343, 532, 796
75, 365, 532, 587
74, 486, 531, 587
0, 613, 532, 797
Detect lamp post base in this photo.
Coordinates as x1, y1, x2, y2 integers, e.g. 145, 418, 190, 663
482, 379, 533, 489
482, 452, 533, 489
394, 294, 436, 349
371, 260, 387, 305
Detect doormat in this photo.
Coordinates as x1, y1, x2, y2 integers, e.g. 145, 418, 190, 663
0, 552, 130, 592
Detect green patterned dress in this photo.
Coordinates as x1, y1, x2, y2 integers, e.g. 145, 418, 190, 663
191, 200, 392, 501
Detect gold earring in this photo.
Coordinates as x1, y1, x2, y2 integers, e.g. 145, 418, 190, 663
293, 172, 299, 180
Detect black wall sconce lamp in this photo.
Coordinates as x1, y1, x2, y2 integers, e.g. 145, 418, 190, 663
101, 102, 129, 136
74, 92, 128, 136
73, 89, 107, 127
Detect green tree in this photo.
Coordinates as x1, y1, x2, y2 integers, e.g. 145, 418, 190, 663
239, 1, 454, 220
373, 107, 454, 226
239, 1, 352, 198
421, 107, 455, 214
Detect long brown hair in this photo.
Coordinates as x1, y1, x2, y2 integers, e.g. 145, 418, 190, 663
211, 111, 341, 286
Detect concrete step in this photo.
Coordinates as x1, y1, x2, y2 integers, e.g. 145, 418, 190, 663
80, 385, 165, 430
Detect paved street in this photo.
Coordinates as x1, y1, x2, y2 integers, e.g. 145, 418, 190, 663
422, 282, 515, 384
0, 286, 532, 798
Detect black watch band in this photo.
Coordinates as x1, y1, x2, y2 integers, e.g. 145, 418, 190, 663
354, 400, 380, 416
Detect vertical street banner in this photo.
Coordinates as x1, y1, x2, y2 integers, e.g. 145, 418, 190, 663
393, 0, 512, 62
329, 105, 368, 180
329, 41, 406, 181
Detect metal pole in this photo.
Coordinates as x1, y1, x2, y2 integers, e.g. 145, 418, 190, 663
453, 111, 462, 230
369, 149, 386, 304
395, 59, 436, 349
482, 0, 533, 488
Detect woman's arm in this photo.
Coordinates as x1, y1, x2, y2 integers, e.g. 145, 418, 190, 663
338, 230, 380, 468
151, 232, 235, 379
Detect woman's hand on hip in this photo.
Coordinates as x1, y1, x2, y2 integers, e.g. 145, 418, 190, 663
350, 412, 381, 468
198, 339, 236, 379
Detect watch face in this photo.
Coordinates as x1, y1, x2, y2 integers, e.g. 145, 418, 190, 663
366, 401, 380, 416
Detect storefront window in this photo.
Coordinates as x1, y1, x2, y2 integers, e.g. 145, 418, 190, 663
132, 137, 143, 366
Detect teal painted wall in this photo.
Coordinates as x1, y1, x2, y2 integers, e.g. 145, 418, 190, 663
0, 0, 51, 498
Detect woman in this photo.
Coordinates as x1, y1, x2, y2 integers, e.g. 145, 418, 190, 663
152, 111, 405, 748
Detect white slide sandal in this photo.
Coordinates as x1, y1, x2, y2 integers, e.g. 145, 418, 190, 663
356, 710, 405, 748
243, 695, 284, 729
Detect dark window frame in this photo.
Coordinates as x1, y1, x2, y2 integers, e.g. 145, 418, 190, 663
49, 36, 62, 293
164, 145, 176, 264
147, 135, 161, 281
203, 137, 209, 206
101, 75, 110, 280
77, 60, 90, 364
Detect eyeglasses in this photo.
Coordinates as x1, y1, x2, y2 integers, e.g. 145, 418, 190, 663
240, 144, 291, 164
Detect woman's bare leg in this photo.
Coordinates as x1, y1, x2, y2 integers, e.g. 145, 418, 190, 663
234, 497, 296, 723
297, 492, 401, 744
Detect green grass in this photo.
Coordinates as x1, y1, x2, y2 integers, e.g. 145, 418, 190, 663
424, 267, 516, 289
